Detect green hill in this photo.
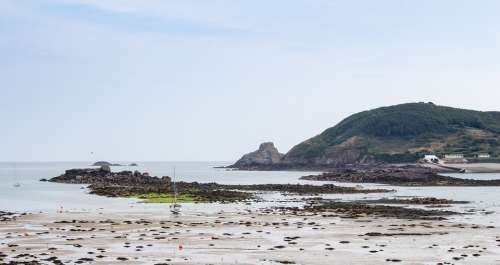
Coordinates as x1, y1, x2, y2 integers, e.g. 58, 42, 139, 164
282, 102, 500, 166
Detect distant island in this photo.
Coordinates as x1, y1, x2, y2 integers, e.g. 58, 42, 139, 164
230, 102, 500, 170
92, 161, 138, 167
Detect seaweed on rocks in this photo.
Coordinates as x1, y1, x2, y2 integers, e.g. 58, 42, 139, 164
357, 197, 470, 205
278, 200, 460, 220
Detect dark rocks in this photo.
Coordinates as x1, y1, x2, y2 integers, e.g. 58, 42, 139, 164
100, 165, 111, 173
48, 166, 170, 186
47, 167, 172, 197
358, 197, 470, 205
218, 183, 392, 194
46, 168, 252, 202
0, 211, 20, 222
301, 165, 500, 186
281, 201, 459, 220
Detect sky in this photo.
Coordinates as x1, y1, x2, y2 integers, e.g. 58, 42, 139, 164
1, 0, 500, 162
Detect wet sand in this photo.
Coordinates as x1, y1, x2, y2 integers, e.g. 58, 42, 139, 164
1, 208, 499, 265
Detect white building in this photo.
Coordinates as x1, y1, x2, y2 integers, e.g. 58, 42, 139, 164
444, 154, 464, 159
423, 155, 440, 163
443, 153, 467, 163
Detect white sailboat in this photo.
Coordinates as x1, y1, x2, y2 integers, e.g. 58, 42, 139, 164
170, 167, 181, 214
13, 163, 20, 188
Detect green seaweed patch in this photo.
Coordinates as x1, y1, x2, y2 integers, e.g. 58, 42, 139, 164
131, 193, 203, 203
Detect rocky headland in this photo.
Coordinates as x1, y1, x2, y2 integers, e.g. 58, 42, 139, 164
229, 103, 500, 171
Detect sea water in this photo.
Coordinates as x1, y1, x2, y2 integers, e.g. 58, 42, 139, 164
0, 162, 499, 225
0, 161, 318, 213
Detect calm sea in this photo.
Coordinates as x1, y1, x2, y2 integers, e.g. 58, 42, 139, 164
0, 162, 499, 225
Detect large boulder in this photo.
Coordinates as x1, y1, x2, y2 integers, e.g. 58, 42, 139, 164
231, 142, 284, 169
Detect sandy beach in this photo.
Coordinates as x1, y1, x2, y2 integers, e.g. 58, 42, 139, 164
1, 207, 499, 265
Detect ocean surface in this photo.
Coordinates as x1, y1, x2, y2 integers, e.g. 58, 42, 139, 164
1, 161, 499, 226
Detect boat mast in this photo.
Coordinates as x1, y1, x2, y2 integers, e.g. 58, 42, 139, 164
173, 166, 177, 204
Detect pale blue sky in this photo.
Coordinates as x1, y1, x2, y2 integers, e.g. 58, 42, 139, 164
1, 0, 500, 161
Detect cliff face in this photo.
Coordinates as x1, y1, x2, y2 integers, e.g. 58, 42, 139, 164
231, 142, 284, 169
281, 136, 374, 167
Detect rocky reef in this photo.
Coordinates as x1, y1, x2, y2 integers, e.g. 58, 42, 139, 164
357, 197, 470, 205
46, 167, 252, 202
216, 183, 391, 194
280, 200, 459, 220
48, 166, 170, 186
48, 166, 173, 197
45, 166, 393, 202
301, 164, 500, 186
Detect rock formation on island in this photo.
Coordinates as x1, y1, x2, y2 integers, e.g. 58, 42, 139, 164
91, 161, 138, 167
92, 161, 123, 167
230, 142, 284, 170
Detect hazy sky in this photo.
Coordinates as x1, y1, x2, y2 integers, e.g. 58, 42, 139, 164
1, 0, 500, 162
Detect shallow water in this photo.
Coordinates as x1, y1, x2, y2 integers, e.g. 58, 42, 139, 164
0, 162, 499, 225
0, 161, 318, 213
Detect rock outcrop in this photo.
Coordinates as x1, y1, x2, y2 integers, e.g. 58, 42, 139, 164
48, 166, 172, 197
230, 142, 284, 169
